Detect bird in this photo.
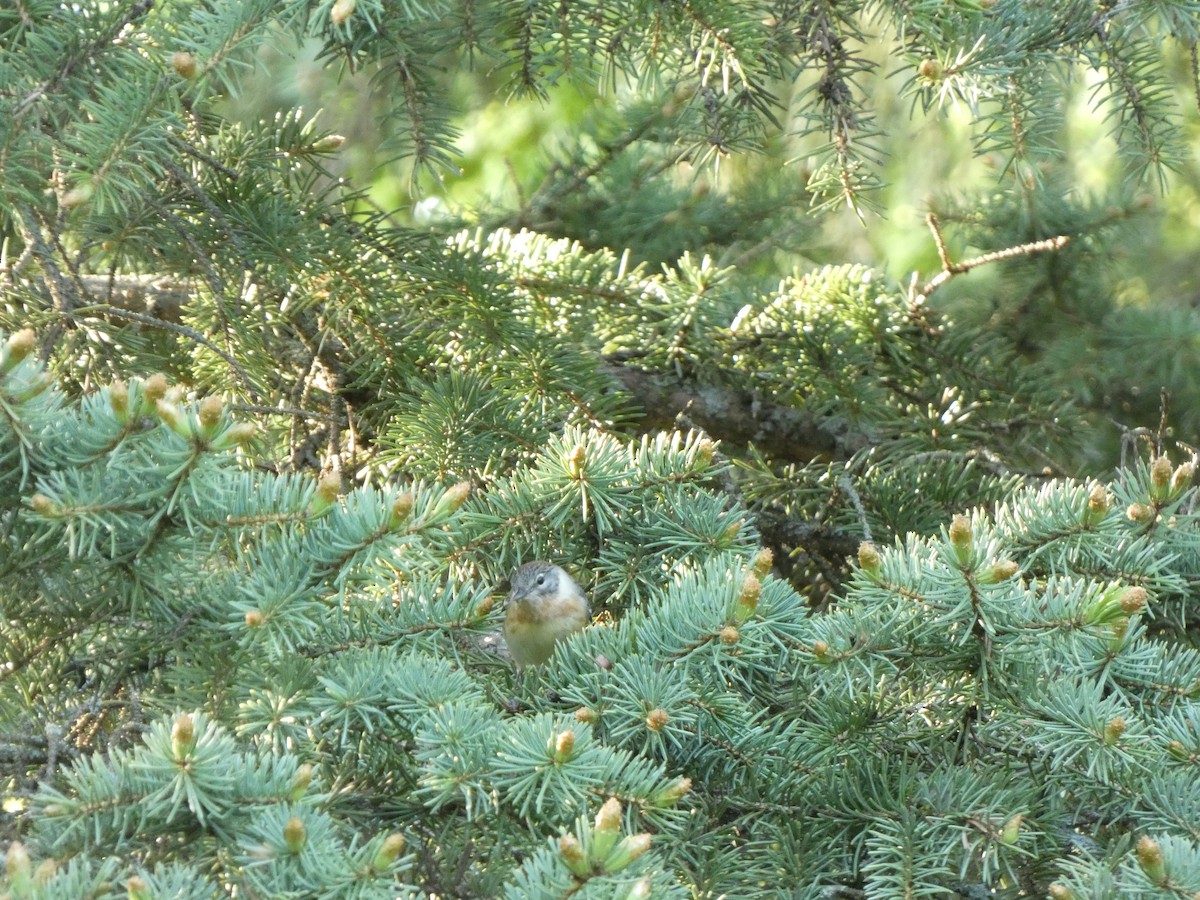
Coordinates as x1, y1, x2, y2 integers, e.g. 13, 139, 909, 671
503, 561, 589, 667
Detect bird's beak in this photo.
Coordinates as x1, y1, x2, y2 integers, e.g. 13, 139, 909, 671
504, 589, 521, 611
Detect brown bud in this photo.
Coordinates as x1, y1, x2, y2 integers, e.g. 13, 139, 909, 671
646, 708, 669, 732
1167, 739, 1189, 761
812, 640, 829, 661
1127, 502, 1153, 522
128, 875, 151, 900
593, 797, 622, 860
1119, 587, 1148, 614
751, 547, 774, 578
1048, 885, 1073, 900
171, 50, 197, 79
30, 493, 57, 516
594, 654, 613, 671
719, 625, 740, 645
215, 422, 256, 449
245, 609, 264, 627
694, 438, 715, 469
918, 58, 942, 80
575, 706, 598, 724
143, 373, 169, 403
198, 395, 224, 430
434, 481, 470, 517
474, 596, 494, 618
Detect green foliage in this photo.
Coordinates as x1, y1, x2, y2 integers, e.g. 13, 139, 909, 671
5, 0, 1200, 897
4, 342, 1200, 896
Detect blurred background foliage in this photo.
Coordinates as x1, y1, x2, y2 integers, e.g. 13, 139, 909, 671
223, 21, 1200, 466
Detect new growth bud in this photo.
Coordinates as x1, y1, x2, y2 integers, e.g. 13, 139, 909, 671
751, 547, 774, 578
645, 708, 669, 733
1136, 835, 1166, 884
981, 560, 1020, 584
1127, 502, 1153, 523
1151, 456, 1173, 499
433, 481, 470, 518
373, 832, 406, 869
568, 444, 586, 479
290, 763, 314, 801
948, 515, 972, 564
284, 816, 307, 853
1172, 461, 1195, 495
653, 776, 691, 806
559, 833, 590, 877
554, 730, 575, 763
5, 841, 30, 887
1, 328, 37, 376
171, 713, 195, 758
389, 491, 414, 527
602, 833, 652, 873
198, 395, 224, 430
857, 541, 881, 576
171, 51, 197, 79
1000, 814, 1022, 845
1103, 716, 1126, 747
143, 373, 169, 403
1084, 483, 1111, 526
733, 572, 761, 624
592, 798, 623, 860
109, 380, 129, 419
331, 0, 357, 26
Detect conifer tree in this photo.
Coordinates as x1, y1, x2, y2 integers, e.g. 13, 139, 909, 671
4, 2, 1200, 897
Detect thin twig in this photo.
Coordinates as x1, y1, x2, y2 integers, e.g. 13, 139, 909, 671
917, 213, 1070, 300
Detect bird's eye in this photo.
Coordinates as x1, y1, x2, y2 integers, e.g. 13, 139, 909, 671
535, 574, 546, 586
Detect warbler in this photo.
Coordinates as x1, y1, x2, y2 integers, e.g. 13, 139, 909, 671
503, 561, 589, 667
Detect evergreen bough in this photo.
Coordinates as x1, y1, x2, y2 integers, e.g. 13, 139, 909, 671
5, 1, 1200, 896
2, 330, 1200, 896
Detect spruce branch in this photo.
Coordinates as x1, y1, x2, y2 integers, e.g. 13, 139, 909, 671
916, 213, 1071, 300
